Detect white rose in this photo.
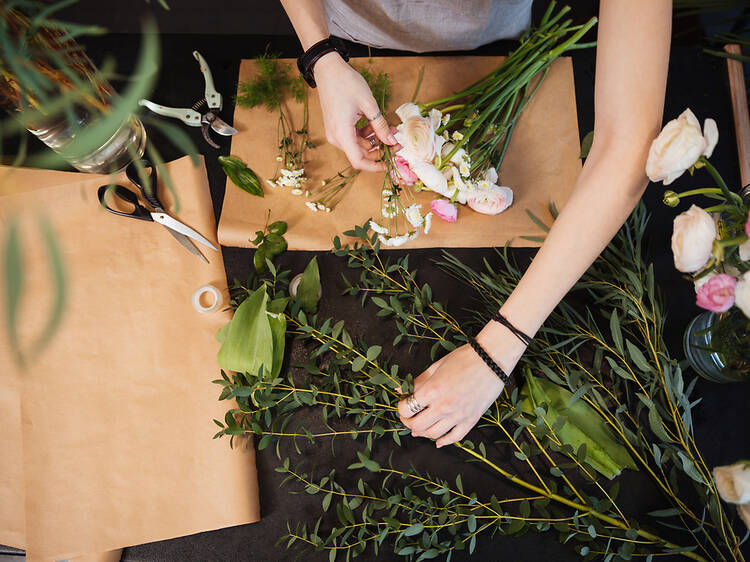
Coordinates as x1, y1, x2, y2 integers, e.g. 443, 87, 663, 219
411, 159, 449, 197
714, 462, 750, 504
671, 205, 716, 272
466, 185, 513, 215
394, 103, 444, 163
735, 272, 750, 319
646, 109, 719, 185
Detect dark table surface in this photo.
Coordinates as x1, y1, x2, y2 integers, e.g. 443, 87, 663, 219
3, 2, 749, 561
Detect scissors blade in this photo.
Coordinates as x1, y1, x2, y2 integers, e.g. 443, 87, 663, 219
210, 116, 238, 136
164, 226, 209, 263
151, 212, 219, 251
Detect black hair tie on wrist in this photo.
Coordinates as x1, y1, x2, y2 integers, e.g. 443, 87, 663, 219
468, 337, 510, 385
491, 312, 533, 347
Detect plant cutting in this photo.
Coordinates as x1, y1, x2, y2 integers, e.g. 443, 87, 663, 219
212, 206, 745, 561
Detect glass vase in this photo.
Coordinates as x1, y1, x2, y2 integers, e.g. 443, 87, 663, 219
1, 6, 147, 174
683, 311, 748, 383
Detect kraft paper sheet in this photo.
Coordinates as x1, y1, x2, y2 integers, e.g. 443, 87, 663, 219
0, 156, 260, 560
218, 56, 581, 250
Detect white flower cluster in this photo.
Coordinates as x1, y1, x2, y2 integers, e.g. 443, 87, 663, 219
305, 201, 332, 213
268, 168, 307, 189
369, 204, 433, 248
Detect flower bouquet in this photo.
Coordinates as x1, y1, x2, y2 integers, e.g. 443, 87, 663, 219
369, 2, 597, 246
647, 108, 750, 381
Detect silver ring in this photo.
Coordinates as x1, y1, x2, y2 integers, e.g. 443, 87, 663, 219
368, 136, 378, 149
368, 109, 383, 121
406, 394, 424, 416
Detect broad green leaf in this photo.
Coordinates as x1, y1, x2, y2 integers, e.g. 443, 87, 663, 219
217, 285, 273, 376
297, 256, 321, 314
268, 310, 287, 378
521, 372, 637, 479
218, 155, 263, 197
214, 321, 230, 344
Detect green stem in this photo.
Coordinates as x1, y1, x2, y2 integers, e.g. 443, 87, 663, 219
455, 443, 709, 562
701, 157, 743, 206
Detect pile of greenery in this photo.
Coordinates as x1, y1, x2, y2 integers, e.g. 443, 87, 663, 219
212, 204, 746, 561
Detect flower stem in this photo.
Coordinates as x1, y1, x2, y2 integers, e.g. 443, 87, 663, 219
701, 157, 744, 206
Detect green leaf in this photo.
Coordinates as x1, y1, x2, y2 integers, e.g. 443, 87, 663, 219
297, 256, 321, 314
253, 246, 267, 273
217, 285, 273, 375
625, 340, 652, 372
366, 345, 382, 361
263, 233, 287, 257
214, 321, 230, 344
218, 155, 263, 197
268, 310, 287, 378
521, 372, 637, 479
403, 523, 424, 536
268, 221, 287, 235
580, 130, 594, 159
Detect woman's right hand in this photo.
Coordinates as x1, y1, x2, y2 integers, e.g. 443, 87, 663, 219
313, 52, 398, 171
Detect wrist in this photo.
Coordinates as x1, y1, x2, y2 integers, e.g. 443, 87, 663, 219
475, 320, 527, 374
312, 51, 347, 80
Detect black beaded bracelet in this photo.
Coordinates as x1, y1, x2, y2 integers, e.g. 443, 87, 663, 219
468, 337, 510, 385
491, 312, 533, 347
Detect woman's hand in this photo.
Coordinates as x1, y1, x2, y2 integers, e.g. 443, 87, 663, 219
397, 325, 527, 448
313, 52, 397, 171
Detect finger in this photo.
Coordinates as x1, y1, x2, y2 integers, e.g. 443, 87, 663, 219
361, 97, 397, 145
357, 123, 375, 138
397, 388, 430, 421
436, 423, 471, 448
422, 417, 458, 440
356, 134, 381, 154
340, 128, 385, 172
408, 407, 442, 435
413, 361, 441, 392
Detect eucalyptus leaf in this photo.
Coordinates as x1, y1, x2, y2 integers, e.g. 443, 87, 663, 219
218, 155, 263, 197
217, 285, 273, 376
521, 372, 637, 479
297, 256, 321, 314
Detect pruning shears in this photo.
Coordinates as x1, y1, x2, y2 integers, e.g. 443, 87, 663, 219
139, 50, 238, 148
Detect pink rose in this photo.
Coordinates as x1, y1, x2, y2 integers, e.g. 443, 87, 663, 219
746, 215, 750, 238
466, 185, 513, 215
430, 199, 457, 222
390, 156, 418, 186
695, 273, 737, 312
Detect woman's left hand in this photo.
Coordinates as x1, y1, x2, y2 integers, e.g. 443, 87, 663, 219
397, 327, 527, 448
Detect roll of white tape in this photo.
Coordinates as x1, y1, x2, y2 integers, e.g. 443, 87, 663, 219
192, 284, 223, 313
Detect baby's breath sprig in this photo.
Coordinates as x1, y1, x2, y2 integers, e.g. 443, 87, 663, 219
304, 166, 361, 212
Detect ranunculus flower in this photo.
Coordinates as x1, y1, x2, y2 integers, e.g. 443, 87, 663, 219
431, 199, 457, 222
646, 109, 719, 185
695, 273, 736, 312
735, 271, 750, 319
391, 156, 418, 186
394, 102, 444, 163
411, 159, 449, 196
714, 463, 750, 504
466, 185, 513, 215
404, 203, 424, 228
671, 205, 716, 272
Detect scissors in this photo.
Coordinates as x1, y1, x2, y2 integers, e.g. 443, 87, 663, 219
97, 159, 218, 263
139, 51, 238, 149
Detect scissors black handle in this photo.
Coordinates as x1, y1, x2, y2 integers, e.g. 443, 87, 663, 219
126, 159, 163, 210
97, 184, 154, 221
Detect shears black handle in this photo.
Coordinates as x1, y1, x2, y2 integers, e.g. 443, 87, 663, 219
126, 159, 163, 211
97, 184, 153, 221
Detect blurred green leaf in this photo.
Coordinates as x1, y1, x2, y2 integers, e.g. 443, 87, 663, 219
521, 371, 637, 479
217, 284, 273, 375
297, 256, 321, 314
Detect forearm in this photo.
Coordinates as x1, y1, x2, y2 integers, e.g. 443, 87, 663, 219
280, 0, 329, 50
478, 0, 671, 366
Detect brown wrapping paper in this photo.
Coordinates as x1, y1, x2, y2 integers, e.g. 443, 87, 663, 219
218, 56, 581, 250
0, 156, 260, 560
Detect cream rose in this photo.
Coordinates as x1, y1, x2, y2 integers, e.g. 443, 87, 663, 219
646, 109, 719, 185
671, 205, 716, 272
394, 102, 444, 163
714, 462, 750, 504
734, 271, 750, 319
466, 185, 513, 215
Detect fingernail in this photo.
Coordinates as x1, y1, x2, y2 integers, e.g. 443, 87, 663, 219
387, 134, 397, 145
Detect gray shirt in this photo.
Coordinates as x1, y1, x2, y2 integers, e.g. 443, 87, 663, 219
323, 0, 533, 53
